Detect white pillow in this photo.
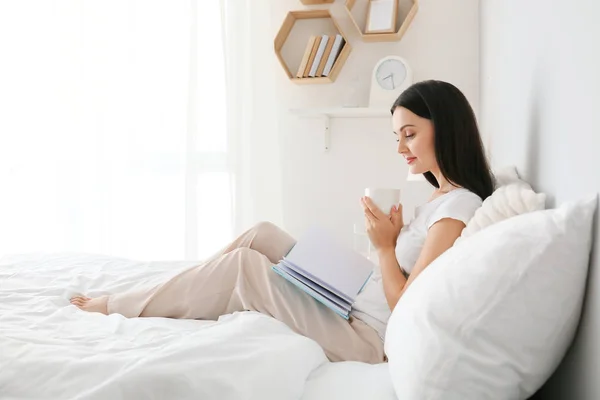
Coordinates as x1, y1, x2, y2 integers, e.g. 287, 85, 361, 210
457, 181, 546, 242
385, 196, 597, 400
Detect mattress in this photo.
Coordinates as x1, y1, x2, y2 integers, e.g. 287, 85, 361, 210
0, 252, 397, 400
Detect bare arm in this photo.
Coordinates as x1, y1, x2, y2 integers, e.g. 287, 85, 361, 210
361, 196, 466, 311
379, 218, 466, 310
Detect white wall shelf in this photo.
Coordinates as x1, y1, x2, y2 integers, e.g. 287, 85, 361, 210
289, 107, 390, 151
289, 107, 390, 118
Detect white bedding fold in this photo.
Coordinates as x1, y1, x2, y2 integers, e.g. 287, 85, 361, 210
0, 253, 330, 400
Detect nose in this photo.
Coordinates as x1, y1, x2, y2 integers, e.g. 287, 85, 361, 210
397, 136, 408, 155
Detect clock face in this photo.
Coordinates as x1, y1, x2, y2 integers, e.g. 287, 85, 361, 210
376, 59, 407, 91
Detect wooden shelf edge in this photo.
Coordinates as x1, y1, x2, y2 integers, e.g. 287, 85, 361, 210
290, 9, 331, 20
300, 0, 334, 4
291, 77, 333, 85
361, 32, 402, 42
345, 0, 418, 43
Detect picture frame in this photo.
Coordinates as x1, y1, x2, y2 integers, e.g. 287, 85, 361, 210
365, 0, 398, 34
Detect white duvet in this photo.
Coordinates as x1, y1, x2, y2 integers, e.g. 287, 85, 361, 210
0, 253, 397, 400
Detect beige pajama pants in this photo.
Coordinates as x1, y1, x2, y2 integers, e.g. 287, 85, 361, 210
106, 222, 385, 364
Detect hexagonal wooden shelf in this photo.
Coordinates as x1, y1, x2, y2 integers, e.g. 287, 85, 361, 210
300, 0, 334, 4
345, 0, 418, 42
274, 10, 352, 84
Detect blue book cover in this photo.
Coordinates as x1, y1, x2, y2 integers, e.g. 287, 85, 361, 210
272, 264, 350, 319
278, 260, 351, 311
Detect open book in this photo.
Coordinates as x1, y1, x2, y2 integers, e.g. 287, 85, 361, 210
272, 226, 375, 319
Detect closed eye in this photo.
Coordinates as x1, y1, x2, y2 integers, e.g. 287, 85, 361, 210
394, 132, 415, 142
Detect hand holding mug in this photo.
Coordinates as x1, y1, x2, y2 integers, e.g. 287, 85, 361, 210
361, 188, 404, 251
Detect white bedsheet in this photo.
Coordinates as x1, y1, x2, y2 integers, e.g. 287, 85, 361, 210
303, 362, 397, 399
0, 253, 397, 400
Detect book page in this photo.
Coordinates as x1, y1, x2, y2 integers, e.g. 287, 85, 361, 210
284, 226, 375, 301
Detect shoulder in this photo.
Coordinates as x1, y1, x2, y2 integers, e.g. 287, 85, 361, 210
426, 189, 482, 229
444, 189, 483, 210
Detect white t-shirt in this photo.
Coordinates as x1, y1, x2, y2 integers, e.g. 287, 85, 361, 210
351, 188, 483, 340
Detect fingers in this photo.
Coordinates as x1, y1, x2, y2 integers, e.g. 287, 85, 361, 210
364, 214, 373, 231
392, 203, 403, 216
391, 203, 404, 227
360, 197, 378, 221
361, 196, 386, 220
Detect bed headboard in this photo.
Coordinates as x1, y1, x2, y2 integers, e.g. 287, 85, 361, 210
480, 1, 600, 398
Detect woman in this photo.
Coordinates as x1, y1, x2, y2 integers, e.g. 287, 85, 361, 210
71, 80, 494, 364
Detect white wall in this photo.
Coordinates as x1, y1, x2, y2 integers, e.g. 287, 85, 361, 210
481, 1, 600, 398
260, 0, 481, 246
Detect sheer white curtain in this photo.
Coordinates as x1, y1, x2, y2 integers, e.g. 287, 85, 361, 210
221, 0, 284, 235
0, 1, 231, 261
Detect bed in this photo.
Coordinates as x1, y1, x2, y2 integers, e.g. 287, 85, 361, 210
3, 195, 594, 400
1, 183, 597, 400
1, 166, 598, 400
0, 252, 397, 400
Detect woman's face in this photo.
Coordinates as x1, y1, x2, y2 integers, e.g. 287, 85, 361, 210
392, 106, 437, 175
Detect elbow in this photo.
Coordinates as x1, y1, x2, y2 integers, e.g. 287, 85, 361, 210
388, 282, 410, 311
387, 291, 403, 312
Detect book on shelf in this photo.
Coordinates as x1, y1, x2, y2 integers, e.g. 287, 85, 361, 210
296, 36, 317, 78
322, 34, 345, 77
303, 36, 322, 78
308, 34, 329, 77
296, 33, 345, 79
271, 226, 374, 319
316, 35, 335, 77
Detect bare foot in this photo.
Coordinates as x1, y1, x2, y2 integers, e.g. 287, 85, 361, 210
70, 295, 108, 315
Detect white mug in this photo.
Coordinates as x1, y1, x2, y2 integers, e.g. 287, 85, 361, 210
365, 188, 401, 215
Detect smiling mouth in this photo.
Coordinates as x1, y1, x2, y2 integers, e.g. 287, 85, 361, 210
406, 157, 416, 165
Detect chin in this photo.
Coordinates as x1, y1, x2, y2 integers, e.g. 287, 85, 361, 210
409, 165, 427, 175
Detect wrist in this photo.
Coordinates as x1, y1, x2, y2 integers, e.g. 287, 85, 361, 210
377, 246, 396, 257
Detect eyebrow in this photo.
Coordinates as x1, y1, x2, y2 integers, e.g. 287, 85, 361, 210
394, 124, 416, 134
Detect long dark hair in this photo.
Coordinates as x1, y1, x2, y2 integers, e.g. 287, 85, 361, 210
391, 80, 494, 200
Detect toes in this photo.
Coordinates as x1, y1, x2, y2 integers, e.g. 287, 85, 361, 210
70, 298, 87, 306
69, 296, 107, 314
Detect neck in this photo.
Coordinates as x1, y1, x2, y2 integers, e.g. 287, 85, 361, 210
430, 167, 455, 193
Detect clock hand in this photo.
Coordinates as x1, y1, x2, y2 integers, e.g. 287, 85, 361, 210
391, 74, 395, 88
382, 73, 393, 81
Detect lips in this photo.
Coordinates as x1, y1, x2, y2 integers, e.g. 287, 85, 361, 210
406, 157, 416, 165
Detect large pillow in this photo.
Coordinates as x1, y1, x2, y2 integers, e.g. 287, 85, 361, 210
385, 196, 597, 400
455, 167, 546, 244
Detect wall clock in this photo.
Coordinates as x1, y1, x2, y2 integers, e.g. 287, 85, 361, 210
369, 56, 412, 108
